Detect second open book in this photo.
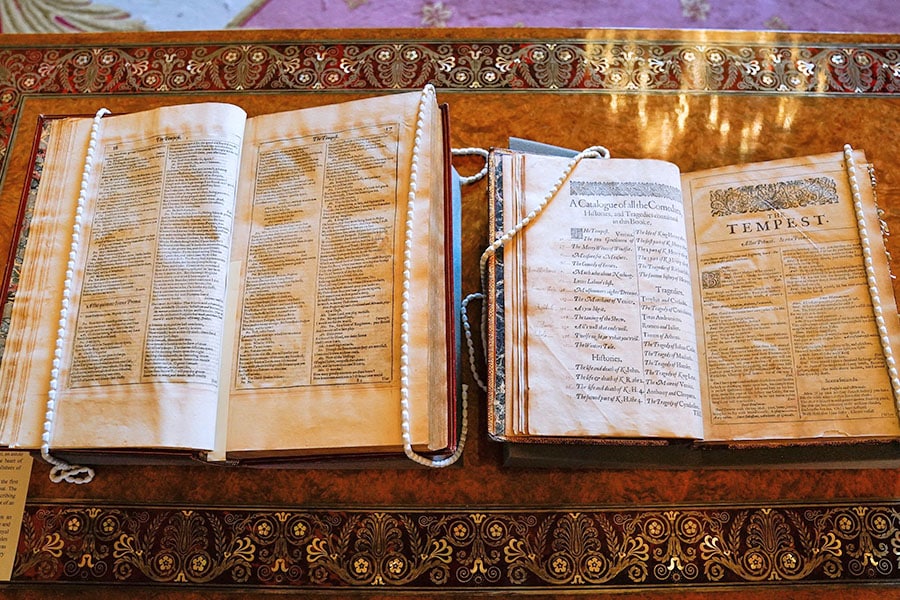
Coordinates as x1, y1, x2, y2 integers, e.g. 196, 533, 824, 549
487, 142, 900, 445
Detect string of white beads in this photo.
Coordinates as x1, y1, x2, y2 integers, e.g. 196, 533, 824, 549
401, 85, 467, 468
41, 108, 110, 484
478, 145, 610, 285
460, 292, 487, 393
844, 144, 900, 416
451, 147, 490, 185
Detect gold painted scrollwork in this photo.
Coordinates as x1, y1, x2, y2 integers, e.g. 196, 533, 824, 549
700, 507, 843, 581
503, 512, 650, 585
305, 512, 453, 585
834, 506, 897, 576
12, 503, 900, 588
110, 510, 255, 584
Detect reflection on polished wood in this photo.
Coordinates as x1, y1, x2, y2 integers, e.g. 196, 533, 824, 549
0, 28, 898, 597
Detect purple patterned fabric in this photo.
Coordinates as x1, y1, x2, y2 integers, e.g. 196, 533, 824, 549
239, 0, 900, 32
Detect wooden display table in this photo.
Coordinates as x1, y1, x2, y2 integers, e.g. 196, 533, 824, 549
0, 28, 897, 598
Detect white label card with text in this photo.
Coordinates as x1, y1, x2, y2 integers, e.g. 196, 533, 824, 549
0, 452, 31, 581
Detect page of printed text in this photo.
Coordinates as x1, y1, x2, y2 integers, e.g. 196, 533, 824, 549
506, 154, 703, 439
224, 91, 442, 455
26, 103, 247, 450
682, 151, 900, 441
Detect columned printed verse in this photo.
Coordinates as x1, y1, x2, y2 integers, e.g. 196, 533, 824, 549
68, 135, 240, 389
683, 156, 900, 440
236, 124, 399, 389
505, 155, 703, 439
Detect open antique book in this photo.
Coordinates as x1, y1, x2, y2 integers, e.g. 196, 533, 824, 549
0, 89, 462, 474
487, 141, 900, 457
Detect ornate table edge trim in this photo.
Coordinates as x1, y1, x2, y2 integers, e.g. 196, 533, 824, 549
0, 34, 897, 200
1, 35, 896, 96
10, 499, 899, 589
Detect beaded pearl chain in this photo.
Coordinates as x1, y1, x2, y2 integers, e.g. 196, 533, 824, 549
400, 84, 469, 467
477, 145, 610, 285
450, 147, 490, 185
41, 108, 110, 484
843, 144, 900, 415
457, 145, 612, 402
451, 148, 490, 396
460, 291, 487, 393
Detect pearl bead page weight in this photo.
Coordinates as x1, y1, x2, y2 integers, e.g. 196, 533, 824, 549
41, 108, 110, 485
478, 146, 610, 282
844, 144, 900, 419
401, 85, 469, 468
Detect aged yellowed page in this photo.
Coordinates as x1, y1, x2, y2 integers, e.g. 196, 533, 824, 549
223, 90, 447, 456
0, 103, 247, 451
503, 153, 703, 439
682, 151, 900, 441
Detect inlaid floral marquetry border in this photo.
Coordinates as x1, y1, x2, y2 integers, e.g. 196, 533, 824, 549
11, 501, 900, 589
0, 37, 899, 164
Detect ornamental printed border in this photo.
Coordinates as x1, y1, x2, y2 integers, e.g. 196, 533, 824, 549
13, 502, 900, 588
709, 176, 841, 217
